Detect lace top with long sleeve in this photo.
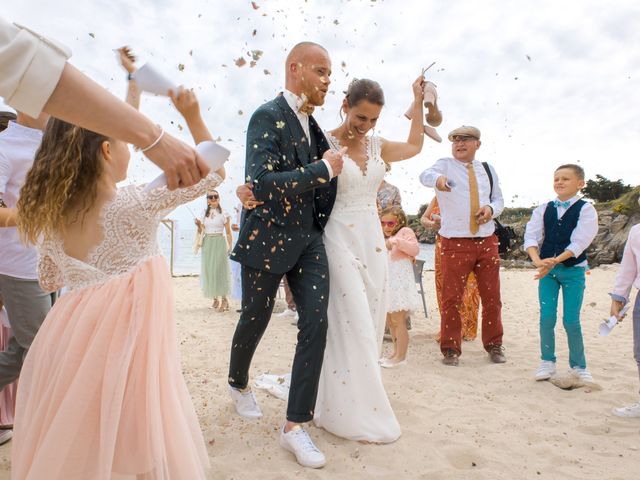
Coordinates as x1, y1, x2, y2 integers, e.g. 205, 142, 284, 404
37, 173, 223, 292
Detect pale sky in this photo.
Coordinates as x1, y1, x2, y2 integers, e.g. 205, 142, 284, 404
4, 0, 639, 225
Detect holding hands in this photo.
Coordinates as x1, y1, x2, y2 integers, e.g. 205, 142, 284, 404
533, 257, 557, 280
323, 146, 347, 177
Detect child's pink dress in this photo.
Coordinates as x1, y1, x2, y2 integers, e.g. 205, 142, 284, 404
387, 227, 421, 313
11, 174, 222, 480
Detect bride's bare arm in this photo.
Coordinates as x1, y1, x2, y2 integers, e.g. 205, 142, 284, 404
380, 75, 424, 162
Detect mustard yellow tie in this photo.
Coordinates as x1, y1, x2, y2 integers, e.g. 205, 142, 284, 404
467, 163, 480, 234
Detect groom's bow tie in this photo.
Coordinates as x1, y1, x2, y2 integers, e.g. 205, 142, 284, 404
553, 200, 571, 208
296, 94, 315, 116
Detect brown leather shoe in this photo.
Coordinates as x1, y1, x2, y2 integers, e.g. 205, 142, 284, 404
442, 349, 459, 366
488, 345, 506, 364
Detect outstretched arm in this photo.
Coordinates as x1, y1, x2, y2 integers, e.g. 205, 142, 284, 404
380, 75, 425, 163
117, 46, 141, 110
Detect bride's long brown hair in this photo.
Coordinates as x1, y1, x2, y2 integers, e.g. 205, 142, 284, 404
17, 119, 107, 244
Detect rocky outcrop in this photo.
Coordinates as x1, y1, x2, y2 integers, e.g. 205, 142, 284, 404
495, 210, 638, 267
587, 211, 638, 266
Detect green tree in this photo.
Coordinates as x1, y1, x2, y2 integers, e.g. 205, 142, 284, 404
582, 174, 632, 202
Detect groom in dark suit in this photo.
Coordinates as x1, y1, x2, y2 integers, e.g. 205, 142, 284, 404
228, 42, 344, 468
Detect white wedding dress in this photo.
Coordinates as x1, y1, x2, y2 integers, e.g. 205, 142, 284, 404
313, 134, 401, 443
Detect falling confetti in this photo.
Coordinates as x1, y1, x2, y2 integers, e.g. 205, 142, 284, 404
178, 63, 185, 72
251, 1, 259, 9
88, 32, 95, 38
263, 69, 271, 75
235, 57, 247, 67
250, 50, 264, 61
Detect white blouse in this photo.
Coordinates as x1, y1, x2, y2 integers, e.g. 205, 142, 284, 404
203, 209, 229, 235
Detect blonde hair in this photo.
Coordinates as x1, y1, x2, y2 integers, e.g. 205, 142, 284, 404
380, 205, 408, 235
17, 119, 107, 244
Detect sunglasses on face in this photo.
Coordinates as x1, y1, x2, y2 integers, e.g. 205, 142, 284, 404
207, 194, 219, 200
380, 220, 398, 228
451, 135, 476, 143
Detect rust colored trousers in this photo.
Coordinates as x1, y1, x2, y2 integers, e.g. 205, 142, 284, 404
439, 235, 503, 356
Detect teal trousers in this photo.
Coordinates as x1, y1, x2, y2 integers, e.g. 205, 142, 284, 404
539, 264, 586, 368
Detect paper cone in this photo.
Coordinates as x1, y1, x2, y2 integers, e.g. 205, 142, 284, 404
143, 140, 230, 192
132, 63, 178, 96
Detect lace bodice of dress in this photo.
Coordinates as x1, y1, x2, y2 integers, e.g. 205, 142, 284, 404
326, 133, 386, 213
38, 173, 223, 292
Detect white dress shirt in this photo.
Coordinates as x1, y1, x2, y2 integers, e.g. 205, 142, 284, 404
282, 89, 334, 178
419, 157, 504, 239
0, 17, 71, 117
523, 195, 598, 267
612, 224, 640, 300
0, 121, 43, 279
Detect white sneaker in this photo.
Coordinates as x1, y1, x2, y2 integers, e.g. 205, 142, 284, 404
612, 402, 640, 418
572, 367, 593, 383
535, 361, 556, 381
279, 425, 326, 468
0, 429, 12, 445
276, 308, 297, 319
229, 386, 262, 419
380, 358, 407, 369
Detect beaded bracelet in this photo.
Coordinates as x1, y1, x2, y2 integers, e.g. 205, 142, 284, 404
135, 127, 164, 153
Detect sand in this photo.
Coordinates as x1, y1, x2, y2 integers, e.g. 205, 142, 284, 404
0, 266, 638, 479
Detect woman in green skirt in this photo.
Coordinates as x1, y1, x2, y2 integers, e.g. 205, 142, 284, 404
195, 191, 233, 311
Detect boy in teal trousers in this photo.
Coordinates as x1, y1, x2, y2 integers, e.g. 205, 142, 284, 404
524, 164, 599, 382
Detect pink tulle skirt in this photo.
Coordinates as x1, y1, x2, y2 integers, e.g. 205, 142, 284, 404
12, 256, 209, 479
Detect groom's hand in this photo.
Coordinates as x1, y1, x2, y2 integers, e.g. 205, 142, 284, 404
322, 146, 346, 177
236, 183, 263, 210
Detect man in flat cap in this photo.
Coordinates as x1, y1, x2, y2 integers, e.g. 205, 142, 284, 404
419, 125, 506, 366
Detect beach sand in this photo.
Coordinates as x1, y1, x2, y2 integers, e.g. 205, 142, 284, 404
0, 267, 638, 479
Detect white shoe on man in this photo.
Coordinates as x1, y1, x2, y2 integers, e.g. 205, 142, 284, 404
229, 386, 262, 419
279, 425, 326, 468
612, 402, 640, 418
0, 429, 12, 445
276, 308, 297, 319
534, 360, 556, 381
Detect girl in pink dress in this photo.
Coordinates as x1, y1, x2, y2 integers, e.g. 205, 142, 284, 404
379, 205, 421, 368
12, 87, 223, 479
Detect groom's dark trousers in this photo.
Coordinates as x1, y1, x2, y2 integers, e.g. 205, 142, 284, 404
229, 227, 328, 422
229, 94, 336, 423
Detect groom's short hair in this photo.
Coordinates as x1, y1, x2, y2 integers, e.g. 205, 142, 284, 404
286, 42, 328, 65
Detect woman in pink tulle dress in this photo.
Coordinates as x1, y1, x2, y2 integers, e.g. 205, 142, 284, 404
12, 86, 223, 479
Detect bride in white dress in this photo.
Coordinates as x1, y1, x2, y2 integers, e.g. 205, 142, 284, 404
313, 76, 425, 443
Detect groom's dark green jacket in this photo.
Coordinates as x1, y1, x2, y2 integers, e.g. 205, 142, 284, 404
231, 94, 337, 274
